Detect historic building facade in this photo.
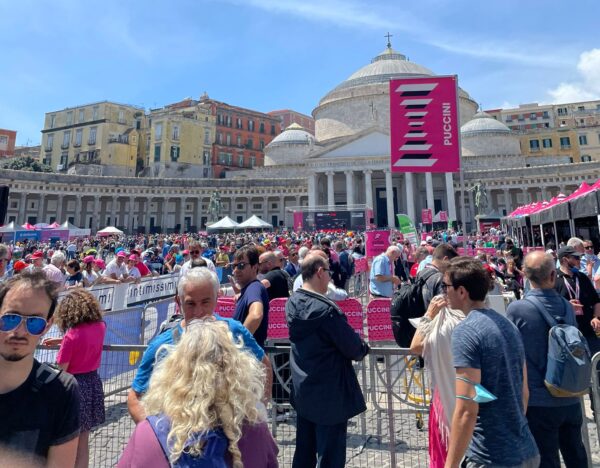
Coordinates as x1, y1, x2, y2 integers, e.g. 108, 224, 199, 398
0, 129, 17, 158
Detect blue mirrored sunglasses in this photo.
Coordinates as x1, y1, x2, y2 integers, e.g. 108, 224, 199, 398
0, 313, 48, 335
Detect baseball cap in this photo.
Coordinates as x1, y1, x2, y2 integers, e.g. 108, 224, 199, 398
31, 251, 44, 259
117, 251, 127, 258
93, 258, 106, 269
83, 255, 95, 264
13, 260, 27, 272
128, 254, 137, 261
426, 236, 433, 243
558, 246, 583, 260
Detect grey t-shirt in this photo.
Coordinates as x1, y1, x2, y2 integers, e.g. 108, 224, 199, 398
452, 308, 538, 466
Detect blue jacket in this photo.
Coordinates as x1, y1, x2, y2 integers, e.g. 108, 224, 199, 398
286, 288, 369, 425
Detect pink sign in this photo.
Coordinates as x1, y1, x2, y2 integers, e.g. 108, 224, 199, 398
215, 299, 235, 318
421, 209, 433, 225
337, 299, 364, 337
354, 257, 368, 273
390, 76, 460, 173
267, 298, 289, 340
365, 230, 391, 259
293, 211, 303, 231
366, 299, 394, 342
365, 208, 374, 229
439, 211, 448, 222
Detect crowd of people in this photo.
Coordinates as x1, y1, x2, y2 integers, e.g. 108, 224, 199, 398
1, 227, 600, 468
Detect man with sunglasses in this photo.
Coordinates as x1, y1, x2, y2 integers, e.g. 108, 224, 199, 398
231, 245, 269, 348
180, 240, 215, 276
0, 271, 80, 466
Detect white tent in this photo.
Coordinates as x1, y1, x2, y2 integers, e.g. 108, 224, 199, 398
0, 221, 17, 232
237, 215, 273, 229
206, 216, 240, 231
97, 226, 124, 236
61, 221, 91, 237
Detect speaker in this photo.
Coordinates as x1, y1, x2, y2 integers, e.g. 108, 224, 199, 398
0, 186, 8, 225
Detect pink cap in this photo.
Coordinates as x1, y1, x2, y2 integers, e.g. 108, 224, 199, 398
31, 251, 44, 259
117, 251, 127, 258
83, 255, 95, 264
93, 258, 106, 269
128, 254, 137, 261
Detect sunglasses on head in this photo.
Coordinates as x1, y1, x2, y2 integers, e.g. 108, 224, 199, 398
0, 313, 48, 335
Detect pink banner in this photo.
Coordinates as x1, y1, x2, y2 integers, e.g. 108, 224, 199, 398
421, 209, 433, 225
366, 299, 394, 342
354, 257, 368, 273
439, 211, 448, 222
337, 299, 364, 337
267, 298, 289, 340
365, 208, 374, 229
293, 211, 303, 231
390, 76, 460, 173
365, 230, 391, 259
215, 298, 235, 318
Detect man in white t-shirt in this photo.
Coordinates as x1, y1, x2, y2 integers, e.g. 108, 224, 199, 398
180, 241, 215, 276
104, 251, 129, 281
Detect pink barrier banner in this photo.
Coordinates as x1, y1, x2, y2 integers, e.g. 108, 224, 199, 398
457, 247, 496, 257
439, 211, 448, 222
293, 211, 303, 231
421, 209, 433, 225
366, 299, 394, 342
268, 298, 289, 340
389, 76, 460, 173
354, 257, 368, 273
215, 298, 235, 318
365, 230, 391, 259
336, 299, 364, 337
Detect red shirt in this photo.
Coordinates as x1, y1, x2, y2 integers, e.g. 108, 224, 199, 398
136, 261, 151, 277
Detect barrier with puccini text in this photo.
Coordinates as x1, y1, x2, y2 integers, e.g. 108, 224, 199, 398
366, 299, 394, 342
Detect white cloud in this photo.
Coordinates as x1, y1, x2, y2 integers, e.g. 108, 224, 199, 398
548, 48, 600, 103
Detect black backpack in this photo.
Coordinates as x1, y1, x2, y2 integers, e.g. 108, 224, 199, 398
390, 268, 438, 348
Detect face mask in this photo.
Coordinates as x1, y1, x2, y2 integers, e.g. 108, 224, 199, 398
570, 267, 579, 274
456, 376, 497, 404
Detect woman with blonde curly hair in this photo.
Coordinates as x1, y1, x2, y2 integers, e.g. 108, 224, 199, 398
118, 318, 278, 468
52, 288, 106, 468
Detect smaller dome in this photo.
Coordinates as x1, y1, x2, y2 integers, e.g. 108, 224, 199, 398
461, 111, 511, 136
267, 123, 315, 147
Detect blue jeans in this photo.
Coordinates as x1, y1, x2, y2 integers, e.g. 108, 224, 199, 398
526, 404, 587, 468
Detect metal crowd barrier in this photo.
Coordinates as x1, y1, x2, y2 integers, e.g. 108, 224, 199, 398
592, 352, 600, 444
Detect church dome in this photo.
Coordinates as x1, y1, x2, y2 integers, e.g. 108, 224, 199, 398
267, 123, 315, 147
461, 112, 511, 136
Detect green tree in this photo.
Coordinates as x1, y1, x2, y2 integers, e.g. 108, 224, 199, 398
2, 156, 53, 173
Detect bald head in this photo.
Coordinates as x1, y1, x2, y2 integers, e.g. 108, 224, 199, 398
523, 251, 556, 288
386, 246, 401, 261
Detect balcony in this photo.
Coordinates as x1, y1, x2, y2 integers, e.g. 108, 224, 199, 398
45, 146, 53, 152
529, 147, 541, 152
561, 145, 571, 150
88, 139, 96, 146
108, 135, 129, 144
60, 143, 70, 149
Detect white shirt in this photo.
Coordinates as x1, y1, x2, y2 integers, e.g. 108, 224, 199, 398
292, 275, 348, 301
180, 257, 216, 276
104, 259, 127, 279
127, 265, 141, 279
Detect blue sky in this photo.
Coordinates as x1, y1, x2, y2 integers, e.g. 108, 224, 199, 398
2, 0, 599, 146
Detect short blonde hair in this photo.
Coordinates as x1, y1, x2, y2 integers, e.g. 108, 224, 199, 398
143, 319, 265, 466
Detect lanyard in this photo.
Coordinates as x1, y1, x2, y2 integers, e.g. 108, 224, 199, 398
563, 275, 580, 301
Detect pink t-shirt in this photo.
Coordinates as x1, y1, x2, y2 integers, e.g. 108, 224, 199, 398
57, 321, 106, 374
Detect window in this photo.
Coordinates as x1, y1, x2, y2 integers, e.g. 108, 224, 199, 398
203, 150, 210, 165
529, 139, 540, 151
237, 135, 241, 146
172, 125, 180, 140
66, 111, 73, 126
89, 127, 97, 145
542, 138, 552, 148
250, 155, 256, 167
505, 115, 513, 122
259, 140, 265, 150
259, 122, 265, 133
0, 135, 7, 147
578, 106, 585, 111
517, 114, 524, 121
236, 118, 242, 129
204, 129, 211, 144
46, 134, 54, 151
226, 133, 231, 145
246, 138, 253, 149
581, 155, 592, 162
146, 136, 151, 151
557, 107, 567, 116
155, 123, 163, 140
60, 152, 68, 166
238, 154, 244, 167
50, 114, 56, 128
226, 115, 232, 127
248, 119, 254, 131
216, 132, 222, 144
92, 106, 99, 120
530, 113, 537, 120
154, 144, 161, 162
271, 124, 276, 135
62, 131, 71, 148
170, 146, 180, 161
560, 136, 571, 149
118, 109, 125, 123
78, 109, 85, 122
227, 153, 232, 165
579, 135, 588, 145
542, 111, 549, 118
75, 129, 82, 146
253, 203, 262, 210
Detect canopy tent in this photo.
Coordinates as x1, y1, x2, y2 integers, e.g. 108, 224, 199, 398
61, 221, 91, 237
34, 223, 51, 229
0, 221, 17, 233
97, 226, 124, 236
21, 223, 36, 230
237, 215, 273, 229
48, 221, 61, 228
206, 216, 240, 231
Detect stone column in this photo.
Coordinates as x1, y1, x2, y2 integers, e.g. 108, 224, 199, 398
384, 169, 395, 228
503, 189, 511, 214
110, 196, 117, 226
263, 196, 269, 220
345, 170, 354, 207
37, 195, 45, 224
279, 195, 285, 227
56, 195, 64, 223
539, 186, 547, 201
92, 196, 100, 232
179, 197, 186, 233
129, 196, 136, 232
468, 187, 475, 221
326, 171, 335, 207
161, 198, 169, 232
445, 172, 457, 222
405, 173, 416, 222
364, 170, 373, 209
521, 188, 529, 204
74, 196, 82, 227
425, 172, 435, 210
145, 198, 154, 233
18, 192, 26, 223
195, 197, 203, 230
308, 174, 316, 208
